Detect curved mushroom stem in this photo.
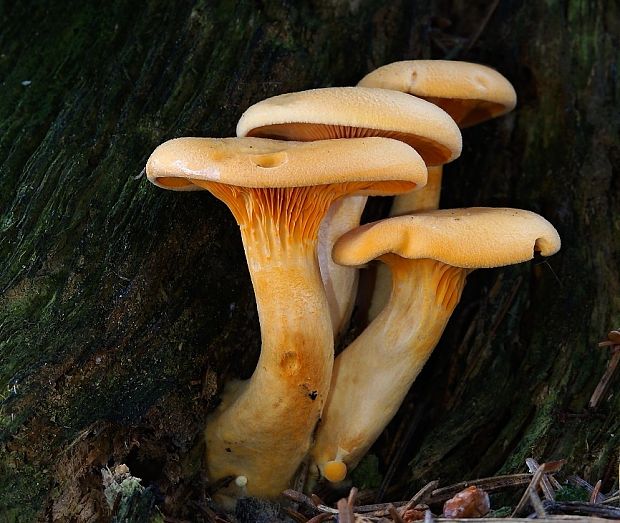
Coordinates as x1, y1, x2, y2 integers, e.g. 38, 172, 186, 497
310, 256, 467, 480
390, 165, 443, 215
319, 195, 367, 338
202, 185, 335, 505
369, 165, 443, 321
206, 232, 332, 503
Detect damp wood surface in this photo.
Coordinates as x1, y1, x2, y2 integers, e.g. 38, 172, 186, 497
0, 1, 619, 521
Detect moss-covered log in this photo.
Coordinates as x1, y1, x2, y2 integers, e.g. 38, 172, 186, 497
0, 1, 618, 521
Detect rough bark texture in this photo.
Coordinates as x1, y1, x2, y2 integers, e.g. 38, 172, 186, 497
0, 1, 618, 521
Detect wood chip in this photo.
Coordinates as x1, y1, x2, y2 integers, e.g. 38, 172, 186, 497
442, 486, 490, 518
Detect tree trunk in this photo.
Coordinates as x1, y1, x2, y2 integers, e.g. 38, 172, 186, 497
0, 1, 618, 521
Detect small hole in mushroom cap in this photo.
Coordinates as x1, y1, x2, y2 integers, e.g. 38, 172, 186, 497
410, 70, 418, 85
252, 151, 288, 168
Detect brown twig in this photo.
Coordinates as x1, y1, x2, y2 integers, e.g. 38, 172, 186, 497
512, 460, 565, 517
528, 483, 547, 518
348, 486, 359, 507
589, 347, 620, 409
427, 473, 532, 504
399, 480, 439, 516
543, 500, 620, 519
306, 513, 333, 523
283, 489, 320, 515
347, 500, 408, 515
389, 505, 405, 523
337, 498, 354, 523
526, 457, 556, 501
315, 504, 338, 515
590, 480, 603, 504
512, 479, 539, 518
311, 494, 324, 507
283, 507, 310, 523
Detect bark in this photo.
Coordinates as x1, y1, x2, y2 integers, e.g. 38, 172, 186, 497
0, 1, 618, 521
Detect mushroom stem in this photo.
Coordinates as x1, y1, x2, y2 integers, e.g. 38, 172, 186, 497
319, 195, 368, 338
391, 165, 443, 214
311, 256, 467, 479
369, 166, 444, 321
203, 186, 335, 503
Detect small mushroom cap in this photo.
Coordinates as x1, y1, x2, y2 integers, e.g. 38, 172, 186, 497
358, 60, 517, 128
146, 136, 427, 192
333, 208, 561, 268
236, 87, 462, 165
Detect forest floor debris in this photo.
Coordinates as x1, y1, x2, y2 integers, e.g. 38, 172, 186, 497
205, 457, 620, 523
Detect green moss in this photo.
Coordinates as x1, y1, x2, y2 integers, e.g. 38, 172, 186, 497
555, 485, 590, 502
488, 506, 513, 518
0, 461, 50, 522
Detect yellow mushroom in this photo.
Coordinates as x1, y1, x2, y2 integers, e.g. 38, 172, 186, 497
310, 208, 560, 481
359, 60, 517, 320
237, 86, 461, 338
145, 136, 427, 504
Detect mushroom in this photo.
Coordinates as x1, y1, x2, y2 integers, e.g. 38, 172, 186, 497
237, 86, 462, 338
310, 208, 560, 480
358, 60, 517, 319
145, 136, 427, 503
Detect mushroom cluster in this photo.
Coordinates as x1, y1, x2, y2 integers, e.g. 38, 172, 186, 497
145, 60, 561, 506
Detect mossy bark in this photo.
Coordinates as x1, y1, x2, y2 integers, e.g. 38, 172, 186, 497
0, 1, 618, 521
